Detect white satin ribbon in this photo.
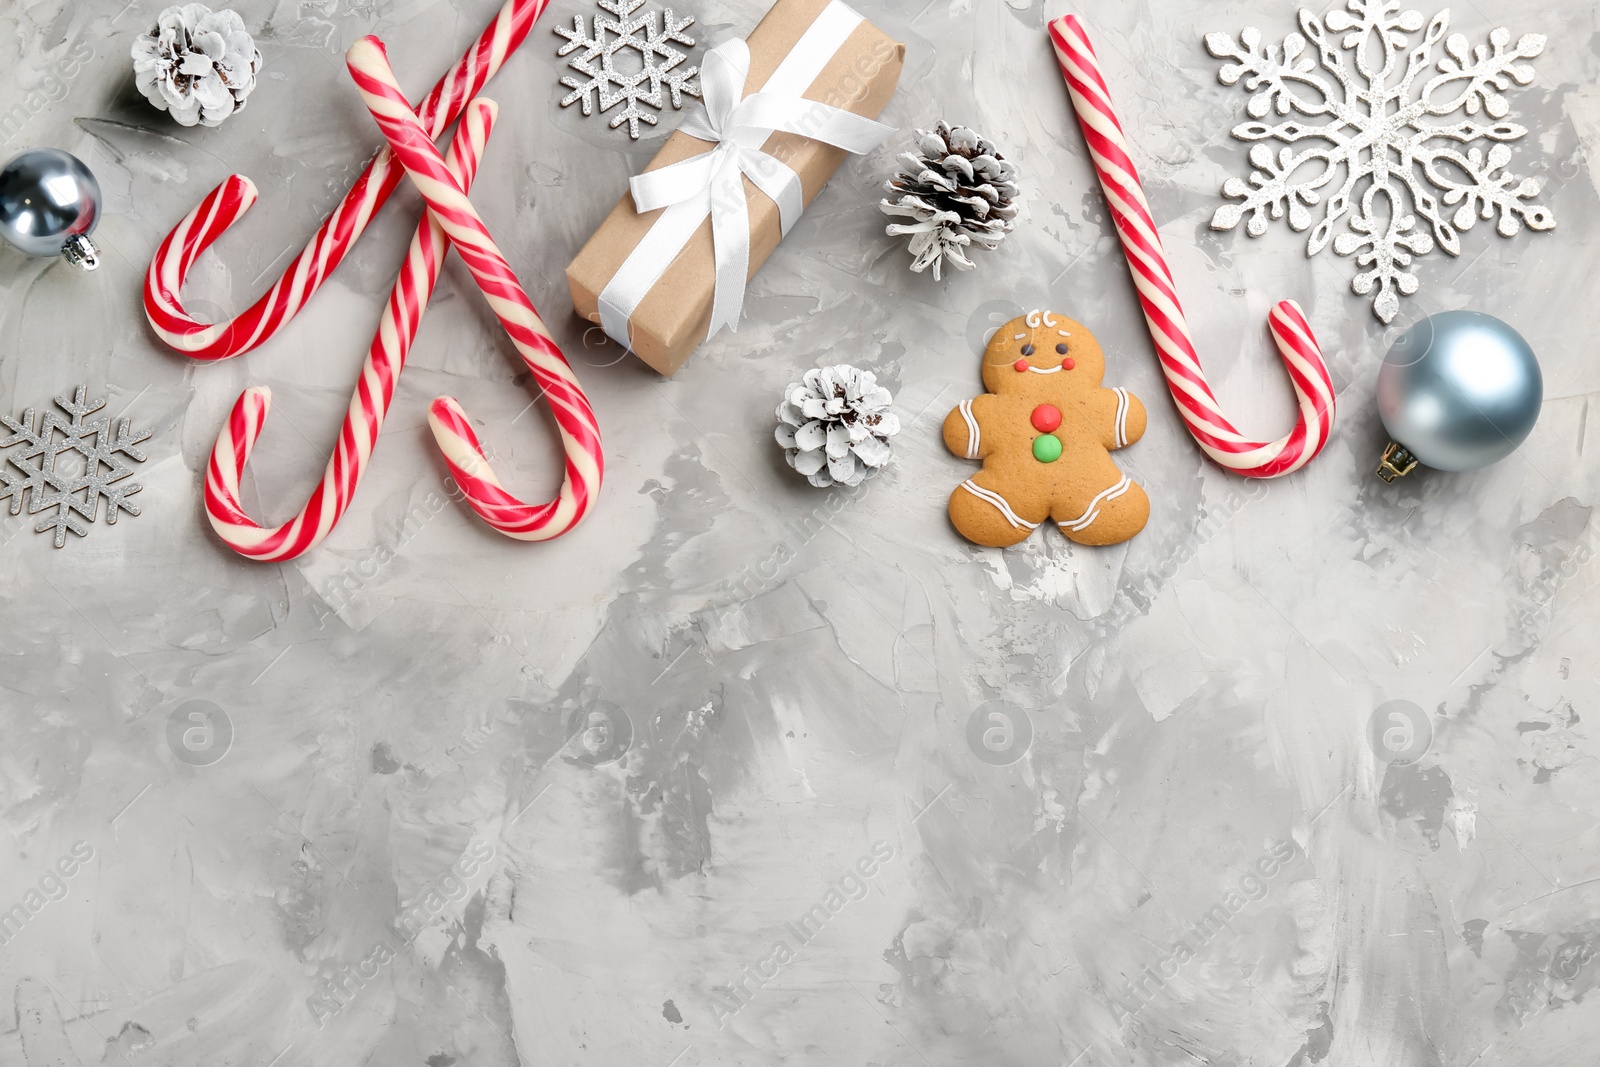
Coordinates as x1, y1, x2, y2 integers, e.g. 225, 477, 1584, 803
597, 0, 893, 350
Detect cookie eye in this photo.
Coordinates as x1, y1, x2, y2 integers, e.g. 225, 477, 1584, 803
1021, 344, 1035, 356
1056, 343, 1068, 355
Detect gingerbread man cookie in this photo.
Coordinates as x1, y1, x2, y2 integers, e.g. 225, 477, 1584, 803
943, 310, 1149, 547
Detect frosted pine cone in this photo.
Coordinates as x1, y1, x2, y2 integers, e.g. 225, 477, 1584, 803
132, 5, 261, 128
880, 121, 1020, 280
775, 366, 900, 489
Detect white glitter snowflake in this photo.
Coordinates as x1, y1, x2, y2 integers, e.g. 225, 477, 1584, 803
556, 0, 700, 139
0, 386, 150, 547
1205, 0, 1556, 323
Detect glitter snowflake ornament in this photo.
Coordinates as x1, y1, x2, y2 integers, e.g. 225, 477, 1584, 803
1, 387, 151, 547
1206, 0, 1555, 323
556, 0, 700, 139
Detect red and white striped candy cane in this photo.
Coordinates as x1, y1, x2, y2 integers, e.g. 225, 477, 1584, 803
346, 36, 602, 541
205, 101, 499, 561
1049, 15, 1336, 479
144, 0, 550, 360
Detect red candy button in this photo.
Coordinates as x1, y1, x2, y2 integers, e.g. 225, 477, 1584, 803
1031, 404, 1062, 433
1013, 359, 1030, 373
1062, 358, 1076, 370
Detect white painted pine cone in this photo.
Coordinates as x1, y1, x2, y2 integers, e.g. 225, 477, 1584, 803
880, 120, 1020, 281
132, 4, 261, 128
775, 366, 900, 489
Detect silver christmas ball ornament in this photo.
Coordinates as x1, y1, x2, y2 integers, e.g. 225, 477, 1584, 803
0, 149, 102, 270
1376, 311, 1542, 481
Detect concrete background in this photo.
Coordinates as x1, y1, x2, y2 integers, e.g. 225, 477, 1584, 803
1, 0, 1598, 1064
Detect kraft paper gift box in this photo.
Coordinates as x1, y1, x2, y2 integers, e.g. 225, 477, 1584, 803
565, 0, 905, 377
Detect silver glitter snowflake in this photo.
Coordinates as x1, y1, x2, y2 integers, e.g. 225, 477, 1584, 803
1206, 0, 1556, 323
556, 0, 699, 140
0, 386, 150, 547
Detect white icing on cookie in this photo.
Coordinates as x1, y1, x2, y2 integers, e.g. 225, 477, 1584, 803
962, 480, 1039, 530
1060, 476, 1132, 532
958, 400, 981, 459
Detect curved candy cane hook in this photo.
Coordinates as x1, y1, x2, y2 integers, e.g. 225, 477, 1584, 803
206, 101, 499, 561
1050, 16, 1336, 478
143, 0, 550, 361
347, 36, 603, 540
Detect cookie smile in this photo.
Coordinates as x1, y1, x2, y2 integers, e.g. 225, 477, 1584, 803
1005, 321, 1078, 375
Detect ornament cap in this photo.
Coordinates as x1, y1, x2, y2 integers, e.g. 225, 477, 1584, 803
62, 233, 100, 271
1377, 441, 1419, 483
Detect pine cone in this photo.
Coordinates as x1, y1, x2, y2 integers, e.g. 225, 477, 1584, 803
132, 4, 261, 129
775, 366, 900, 489
880, 121, 1020, 280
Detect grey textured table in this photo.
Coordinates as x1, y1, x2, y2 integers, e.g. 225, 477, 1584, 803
3, 0, 1598, 1064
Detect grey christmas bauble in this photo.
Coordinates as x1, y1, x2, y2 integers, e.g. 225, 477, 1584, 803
1376, 311, 1542, 480
0, 148, 102, 270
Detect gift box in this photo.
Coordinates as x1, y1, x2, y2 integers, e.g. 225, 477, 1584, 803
565, 0, 905, 376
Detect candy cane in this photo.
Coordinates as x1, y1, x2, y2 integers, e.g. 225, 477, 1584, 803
346, 36, 602, 540
1049, 15, 1336, 479
144, 0, 549, 360
204, 101, 499, 561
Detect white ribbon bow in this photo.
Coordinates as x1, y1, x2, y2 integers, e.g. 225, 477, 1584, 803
598, 31, 893, 348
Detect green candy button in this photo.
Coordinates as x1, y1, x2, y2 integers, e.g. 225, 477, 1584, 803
1032, 433, 1063, 463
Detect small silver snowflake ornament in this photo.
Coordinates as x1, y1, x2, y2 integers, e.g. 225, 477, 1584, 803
556, 0, 700, 139
1, 386, 151, 547
1206, 0, 1555, 323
